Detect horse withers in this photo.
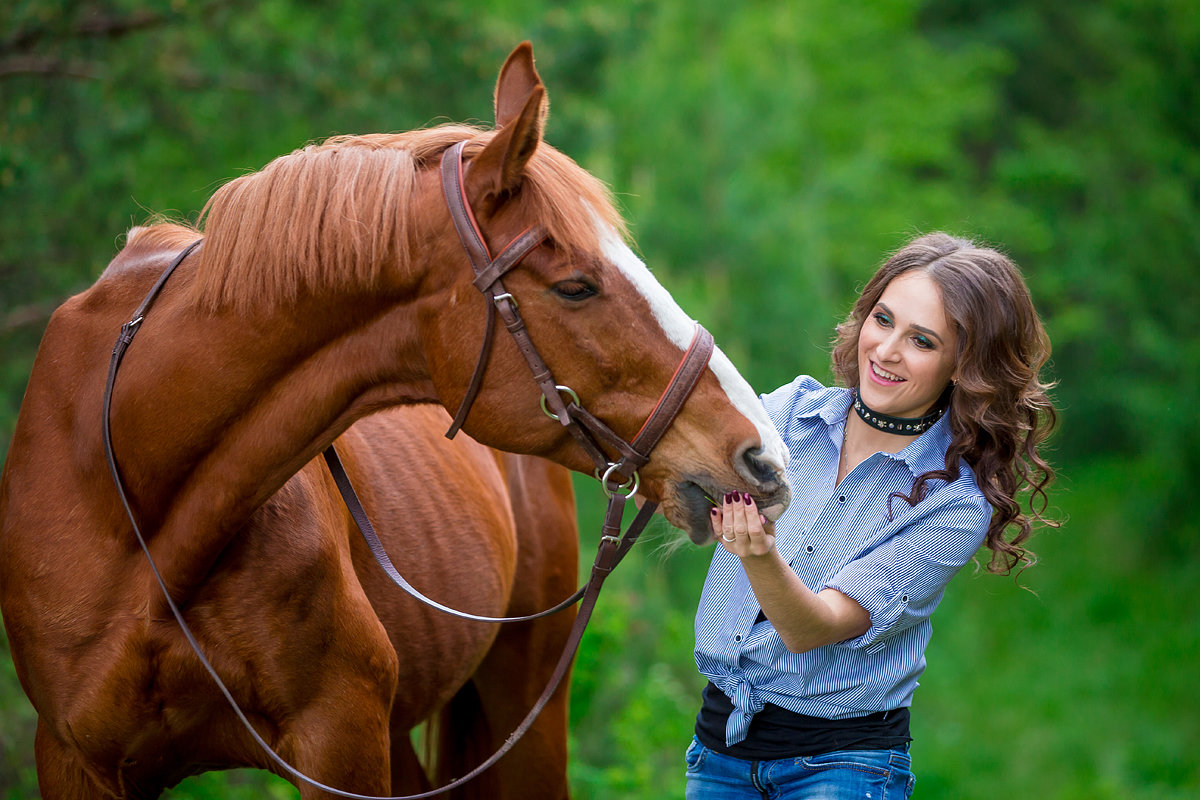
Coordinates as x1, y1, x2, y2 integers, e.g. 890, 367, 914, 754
0, 42, 789, 798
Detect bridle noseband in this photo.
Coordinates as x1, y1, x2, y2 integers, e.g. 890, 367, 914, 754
100, 138, 716, 799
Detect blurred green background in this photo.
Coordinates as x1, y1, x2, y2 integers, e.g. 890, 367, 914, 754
2, 0, 1197, 797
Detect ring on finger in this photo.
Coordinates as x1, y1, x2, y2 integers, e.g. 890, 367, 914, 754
721, 533, 737, 542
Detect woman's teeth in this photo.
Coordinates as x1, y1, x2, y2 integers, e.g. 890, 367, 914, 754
872, 363, 904, 382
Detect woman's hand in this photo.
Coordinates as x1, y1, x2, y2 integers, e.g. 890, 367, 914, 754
710, 492, 871, 653
710, 492, 776, 557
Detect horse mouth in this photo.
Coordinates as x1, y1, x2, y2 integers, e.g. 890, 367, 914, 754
669, 481, 713, 543
671, 481, 787, 544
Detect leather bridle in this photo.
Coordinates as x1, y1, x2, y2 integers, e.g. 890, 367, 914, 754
100, 138, 715, 799
438, 139, 715, 492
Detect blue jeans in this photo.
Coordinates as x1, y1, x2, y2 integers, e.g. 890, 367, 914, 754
684, 736, 915, 799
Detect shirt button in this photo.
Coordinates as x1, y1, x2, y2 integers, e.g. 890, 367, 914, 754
901, 595, 909, 603
838, 495, 846, 503
805, 545, 815, 554
734, 634, 742, 642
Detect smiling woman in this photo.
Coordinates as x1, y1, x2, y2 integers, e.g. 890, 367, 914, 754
855, 270, 958, 424
685, 231, 1058, 800
830, 232, 1059, 568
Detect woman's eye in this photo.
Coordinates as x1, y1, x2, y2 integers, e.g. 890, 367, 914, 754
913, 335, 934, 350
873, 311, 892, 327
552, 280, 597, 301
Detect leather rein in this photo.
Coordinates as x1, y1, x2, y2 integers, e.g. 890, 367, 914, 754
100, 140, 714, 799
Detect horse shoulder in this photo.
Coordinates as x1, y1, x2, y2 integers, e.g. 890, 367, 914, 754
9, 225, 200, 458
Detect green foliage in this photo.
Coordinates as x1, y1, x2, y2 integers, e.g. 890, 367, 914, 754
160, 770, 294, 800
566, 455, 1200, 800
2, 0, 1197, 797
0, 630, 37, 797
592, 0, 1017, 391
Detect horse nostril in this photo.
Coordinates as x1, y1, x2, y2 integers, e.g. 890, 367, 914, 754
739, 445, 781, 487
734, 443, 791, 519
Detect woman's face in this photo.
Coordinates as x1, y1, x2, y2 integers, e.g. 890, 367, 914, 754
857, 270, 958, 419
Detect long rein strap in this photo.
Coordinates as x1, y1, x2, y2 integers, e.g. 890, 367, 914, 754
324, 324, 711, 625
104, 138, 715, 797
323, 445, 587, 623
101, 238, 658, 799
319, 321, 710, 623
322, 310, 709, 621
310, 472, 656, 799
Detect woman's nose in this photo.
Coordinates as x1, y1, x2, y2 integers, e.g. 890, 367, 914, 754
874, 332, 902, 361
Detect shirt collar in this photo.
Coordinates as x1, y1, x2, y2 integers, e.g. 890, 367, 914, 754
799, 386, 952, 478
890, 414, 953, 477
793, 384, 854, 426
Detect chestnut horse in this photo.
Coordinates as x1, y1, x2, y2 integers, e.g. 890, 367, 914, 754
0, 43, 790, 799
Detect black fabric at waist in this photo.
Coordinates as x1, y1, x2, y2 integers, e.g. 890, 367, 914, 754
695, 681, 911, 760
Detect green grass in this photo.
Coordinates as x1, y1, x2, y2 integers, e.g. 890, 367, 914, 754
908, 459, 1200, 799
564, 457, 1200, 798
3, 457, 1196, 798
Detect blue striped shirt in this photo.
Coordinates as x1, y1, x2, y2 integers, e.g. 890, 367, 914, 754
694, 375, 992, 746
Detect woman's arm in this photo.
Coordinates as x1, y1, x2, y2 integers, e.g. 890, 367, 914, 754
713, 493, 871, 654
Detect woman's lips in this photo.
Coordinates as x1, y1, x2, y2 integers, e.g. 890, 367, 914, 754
868, 361, 905, 385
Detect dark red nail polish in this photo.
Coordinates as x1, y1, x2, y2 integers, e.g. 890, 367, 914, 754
710, 507, 719, 516
742, 492, 752, 504
724, 492, 733, 504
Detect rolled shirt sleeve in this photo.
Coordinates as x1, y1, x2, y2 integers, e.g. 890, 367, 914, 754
825, 487, 994, 650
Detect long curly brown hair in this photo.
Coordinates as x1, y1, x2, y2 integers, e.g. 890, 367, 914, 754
831, 232, 1058, 574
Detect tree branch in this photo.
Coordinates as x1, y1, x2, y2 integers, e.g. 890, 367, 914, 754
0, 55, 101, 80
0, 9, 171, 58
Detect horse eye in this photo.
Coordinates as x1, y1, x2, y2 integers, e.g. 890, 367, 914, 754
552, 279, 598, 301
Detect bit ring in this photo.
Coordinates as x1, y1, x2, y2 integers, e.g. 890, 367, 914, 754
540, 385, 581, 421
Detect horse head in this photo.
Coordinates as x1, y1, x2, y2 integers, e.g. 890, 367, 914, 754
416, 44, 790, 541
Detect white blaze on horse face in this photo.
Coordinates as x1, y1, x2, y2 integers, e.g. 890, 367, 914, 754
596, 224, 788, 472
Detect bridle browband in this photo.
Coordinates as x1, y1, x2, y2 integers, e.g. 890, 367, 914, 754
100, 137, 715, 799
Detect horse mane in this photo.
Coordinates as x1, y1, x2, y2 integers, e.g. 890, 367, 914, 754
187, 124, 627, 313
125, 223, 204, 254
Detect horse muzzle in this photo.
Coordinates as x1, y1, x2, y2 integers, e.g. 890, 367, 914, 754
671, 472, 790, 545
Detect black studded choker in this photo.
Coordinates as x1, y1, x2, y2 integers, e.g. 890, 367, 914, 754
852, 389, 948, 435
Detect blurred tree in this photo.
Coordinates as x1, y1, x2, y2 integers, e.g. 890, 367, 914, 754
596, 0, 1015, 391
2, 1, 1199, 797
918, 0, 1200, 557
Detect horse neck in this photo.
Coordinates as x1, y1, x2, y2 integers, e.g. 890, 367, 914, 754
115, 284, 437, 603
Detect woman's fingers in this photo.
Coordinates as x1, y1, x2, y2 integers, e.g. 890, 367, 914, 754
712, 492, 773, 554
716, 493, 775, 556
709, 507, 730, 541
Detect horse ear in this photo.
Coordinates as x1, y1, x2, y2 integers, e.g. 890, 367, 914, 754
467, 43, 548, 205
494, 41, 545, 129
